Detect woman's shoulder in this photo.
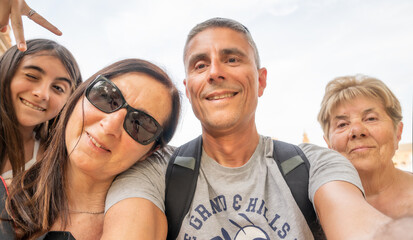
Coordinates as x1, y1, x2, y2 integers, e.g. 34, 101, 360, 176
120, 145, 176, 176
395, 169, 413, 198
403, 170, 413, 188
398, 168, 413, 182
397, 170, 413, 216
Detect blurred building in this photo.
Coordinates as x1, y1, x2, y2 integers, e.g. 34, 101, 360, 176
302, 132, 310, 143
393, 143, 412, 172
0, 26, 12, 55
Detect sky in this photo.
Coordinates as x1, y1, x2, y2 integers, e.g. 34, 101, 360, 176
15, 0, 412, 147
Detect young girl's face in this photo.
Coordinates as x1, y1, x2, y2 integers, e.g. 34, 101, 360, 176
10, 54, 73, 130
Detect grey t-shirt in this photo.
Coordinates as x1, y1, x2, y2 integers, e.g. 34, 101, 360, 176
106, 135, 363, 239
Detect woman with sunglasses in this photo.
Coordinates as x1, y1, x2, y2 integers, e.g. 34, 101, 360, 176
0, 58, 181, 239
0, 39, 82, 179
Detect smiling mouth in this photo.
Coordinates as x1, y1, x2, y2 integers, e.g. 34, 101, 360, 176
87, 132, 110, 152
350, 146, 374, 153
20, 98, 46, 112
206, 92, 237, 100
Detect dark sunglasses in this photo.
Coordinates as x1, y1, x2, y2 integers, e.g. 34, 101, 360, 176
85, 75, 163, 145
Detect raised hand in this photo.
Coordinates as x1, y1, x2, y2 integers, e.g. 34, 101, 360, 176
0, 0, 62, 51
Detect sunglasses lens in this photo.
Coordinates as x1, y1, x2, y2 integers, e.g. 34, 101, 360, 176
125, 111, 159, 144
88, 80, 123, 112
87, 77, 162, 145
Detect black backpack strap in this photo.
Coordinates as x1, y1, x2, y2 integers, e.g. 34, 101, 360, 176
39, 231, 76, 240
0, 177, 16, 239
165, 136, 203, 240
272, 140, 325, 239
164, 138, 324, 239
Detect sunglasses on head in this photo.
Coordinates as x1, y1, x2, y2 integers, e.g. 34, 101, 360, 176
85, 75, 163, 145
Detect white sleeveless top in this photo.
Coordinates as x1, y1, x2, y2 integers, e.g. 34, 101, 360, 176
1, 139, 40, 179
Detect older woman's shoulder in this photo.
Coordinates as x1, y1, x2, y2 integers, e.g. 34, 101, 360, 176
149, 145, 177, 163
126, 145, 177, 172
401, 169, 413, 187
397, 168, 413, 181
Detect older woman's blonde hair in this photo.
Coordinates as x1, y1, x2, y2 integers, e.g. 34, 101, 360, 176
318, 75, 403, 139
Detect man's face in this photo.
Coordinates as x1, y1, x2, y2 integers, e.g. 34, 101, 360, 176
183, 27, 267, 134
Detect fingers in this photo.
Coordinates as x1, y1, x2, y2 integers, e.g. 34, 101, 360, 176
21, 0, 62, 36
0, 0, 11, 33
5, 0, 63, 51
10, 0, 26, 51
28, 11, 62, 36
0, 25, 8, 33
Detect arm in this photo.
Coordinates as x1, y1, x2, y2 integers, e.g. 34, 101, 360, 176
102, 198, 167, 240
101, 147, 174, 239
0, 0, 61, 51
314, 181, 391, 240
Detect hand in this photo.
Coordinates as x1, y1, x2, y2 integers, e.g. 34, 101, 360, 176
0, 0, 62, 51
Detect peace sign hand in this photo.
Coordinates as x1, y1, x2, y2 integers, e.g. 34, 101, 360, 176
0, 0, 62, 51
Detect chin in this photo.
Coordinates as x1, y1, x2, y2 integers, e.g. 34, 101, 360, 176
351, 159, 378, 174
208, 116, 239, 129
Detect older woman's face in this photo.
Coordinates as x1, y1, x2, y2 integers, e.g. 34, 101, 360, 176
325, 96, 403, 172
65, 72, 172, 181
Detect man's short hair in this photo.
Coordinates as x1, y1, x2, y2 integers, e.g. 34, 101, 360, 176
183, 17, 261, 69
318, 75, 403, 139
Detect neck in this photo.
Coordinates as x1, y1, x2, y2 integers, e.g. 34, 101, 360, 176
361, 166, 413, 218
19, 125, 36, 142
1, 127, 36, 173
202, 124, 260, 167
359, 162, 397, 196
65, 169, 113, 214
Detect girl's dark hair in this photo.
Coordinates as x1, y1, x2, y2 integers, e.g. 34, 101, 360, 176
0, 39, 82, 176
6, 58, 180, 238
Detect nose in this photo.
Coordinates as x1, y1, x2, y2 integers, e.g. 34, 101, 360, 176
100, 109, 127, 139
208, 59, 225, 83
32, 82, 50, 101
348, 122, 369, 139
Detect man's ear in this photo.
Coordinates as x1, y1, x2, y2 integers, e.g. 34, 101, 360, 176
395, 121, 403, 150
258, 67, 267, 97
183, 79, 191, 103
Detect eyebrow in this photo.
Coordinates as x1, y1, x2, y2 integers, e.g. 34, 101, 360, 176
187, 48, 247, 68
362, 108, 376, 115
221, 48, 246, 58
333, 115, 348, 121
108, 80, 154, 118
187, 53, 208, 68
333, 108, 376, 121
23, 65, 45, 74
23, 65, 72, 87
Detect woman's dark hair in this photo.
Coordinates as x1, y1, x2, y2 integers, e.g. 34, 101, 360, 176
0, 39, 82, 176
92, 59, 181, 149
6, 58, 180, 238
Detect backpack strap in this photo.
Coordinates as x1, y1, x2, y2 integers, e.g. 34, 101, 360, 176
165, 136, 202, 240
39, 231, 76, 240
164, 138, 324, 239
0, 176, 16, 239
272, 140, 325, 239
